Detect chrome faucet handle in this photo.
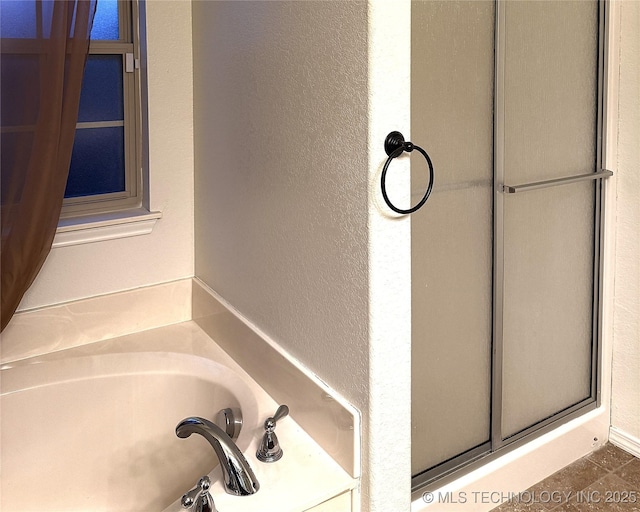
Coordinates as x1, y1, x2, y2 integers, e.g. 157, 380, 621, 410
181, 476, 217, 512
270, 404, 290, 425
256, 404, 289, 463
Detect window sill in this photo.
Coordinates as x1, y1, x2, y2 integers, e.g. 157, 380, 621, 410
54, 208, 162, 248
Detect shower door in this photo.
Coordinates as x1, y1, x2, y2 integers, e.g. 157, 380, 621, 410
411, 0, 605, 486
410, 0, 495, 479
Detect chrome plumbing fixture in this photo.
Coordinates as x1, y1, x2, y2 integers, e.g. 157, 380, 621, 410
256, 404, 289, 463
181, 476, 217, 512
176, 417, 260, 496
215, 407, 242, 440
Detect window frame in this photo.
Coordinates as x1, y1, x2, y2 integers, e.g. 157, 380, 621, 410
60, 0, 144, 219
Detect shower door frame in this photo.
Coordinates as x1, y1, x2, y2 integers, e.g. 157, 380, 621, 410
490, 0, 609, 450
411, 0, 612, 491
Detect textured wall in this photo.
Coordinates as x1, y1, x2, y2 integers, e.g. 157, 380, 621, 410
367, 3, 412, 510
192, 0, 370, 420
612, 0, 640, 443
363, 0, 412, 512
192, 1, 412, 510
18, 0, 195, 310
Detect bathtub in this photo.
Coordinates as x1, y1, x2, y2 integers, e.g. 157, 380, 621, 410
1, 349, 258, 511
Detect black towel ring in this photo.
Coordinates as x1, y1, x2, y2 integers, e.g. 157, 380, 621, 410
381, 131, 434, 215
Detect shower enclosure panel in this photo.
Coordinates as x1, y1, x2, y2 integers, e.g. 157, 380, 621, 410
411, 0, 495, 479
494, 0, 601, 444
411, 0, 604, 486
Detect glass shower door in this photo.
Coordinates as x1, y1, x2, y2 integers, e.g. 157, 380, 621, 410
411, 0, 605, 486
495, 0, 602, 443
411, 0, 495, 480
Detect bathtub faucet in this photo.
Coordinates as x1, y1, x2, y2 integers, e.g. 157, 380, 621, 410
175, 417, 260, 496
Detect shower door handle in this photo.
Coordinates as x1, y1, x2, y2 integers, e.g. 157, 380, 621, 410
501, 169, 613, 194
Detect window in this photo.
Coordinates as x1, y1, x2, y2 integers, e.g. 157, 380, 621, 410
61, 0, 144, 218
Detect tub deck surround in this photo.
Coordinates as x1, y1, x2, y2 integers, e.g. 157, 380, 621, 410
1, 319, 357, 511
0, 278, 193, 365
1, 279, 361, 509
192, 278, 361, 480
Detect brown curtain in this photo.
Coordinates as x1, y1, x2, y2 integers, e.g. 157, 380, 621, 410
1, 0, 96, 331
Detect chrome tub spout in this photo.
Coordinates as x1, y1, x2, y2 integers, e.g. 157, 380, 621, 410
176, 417, 260, 496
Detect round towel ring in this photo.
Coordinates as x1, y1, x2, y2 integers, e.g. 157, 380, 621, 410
381, 131, 434, 215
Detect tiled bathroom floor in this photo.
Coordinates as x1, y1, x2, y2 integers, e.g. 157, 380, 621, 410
491, 443, 640, 511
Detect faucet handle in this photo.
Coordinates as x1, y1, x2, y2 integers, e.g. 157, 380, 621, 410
257, 404, 289, 463
181, 476, 217, 512
265, 404, 289, 430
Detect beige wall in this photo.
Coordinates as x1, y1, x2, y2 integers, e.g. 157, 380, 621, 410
191, 0, 372, 500
192, 0, 370, 409
611, 0, 640, 445
192, 1, 412, 510
17, 0, 194, 311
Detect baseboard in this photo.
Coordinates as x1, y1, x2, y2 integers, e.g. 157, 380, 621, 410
609, 426, 640, 458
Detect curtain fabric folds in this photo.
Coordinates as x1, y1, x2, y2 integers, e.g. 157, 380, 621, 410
1, 0, 96, 331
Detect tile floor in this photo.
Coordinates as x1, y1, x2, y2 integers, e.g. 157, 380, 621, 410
491, 443, 640, 511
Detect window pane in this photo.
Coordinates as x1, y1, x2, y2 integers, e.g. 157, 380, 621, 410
8, 1, 106, 39
0, 55, 39, 127
90, 0, 119, 40
0, 0, 37, 38
65, 127, 125, 198
1, 131, 34, 204
77, 55, 124, 122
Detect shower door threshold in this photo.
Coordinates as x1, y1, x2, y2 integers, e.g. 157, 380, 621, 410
411, 400, 608, 512
411, 399, 598, 493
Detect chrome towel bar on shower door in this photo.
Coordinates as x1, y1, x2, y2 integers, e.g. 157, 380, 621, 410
501, 169, 613, 194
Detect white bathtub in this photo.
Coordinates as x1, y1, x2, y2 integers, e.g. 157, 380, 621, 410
1, 350, 258, 511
